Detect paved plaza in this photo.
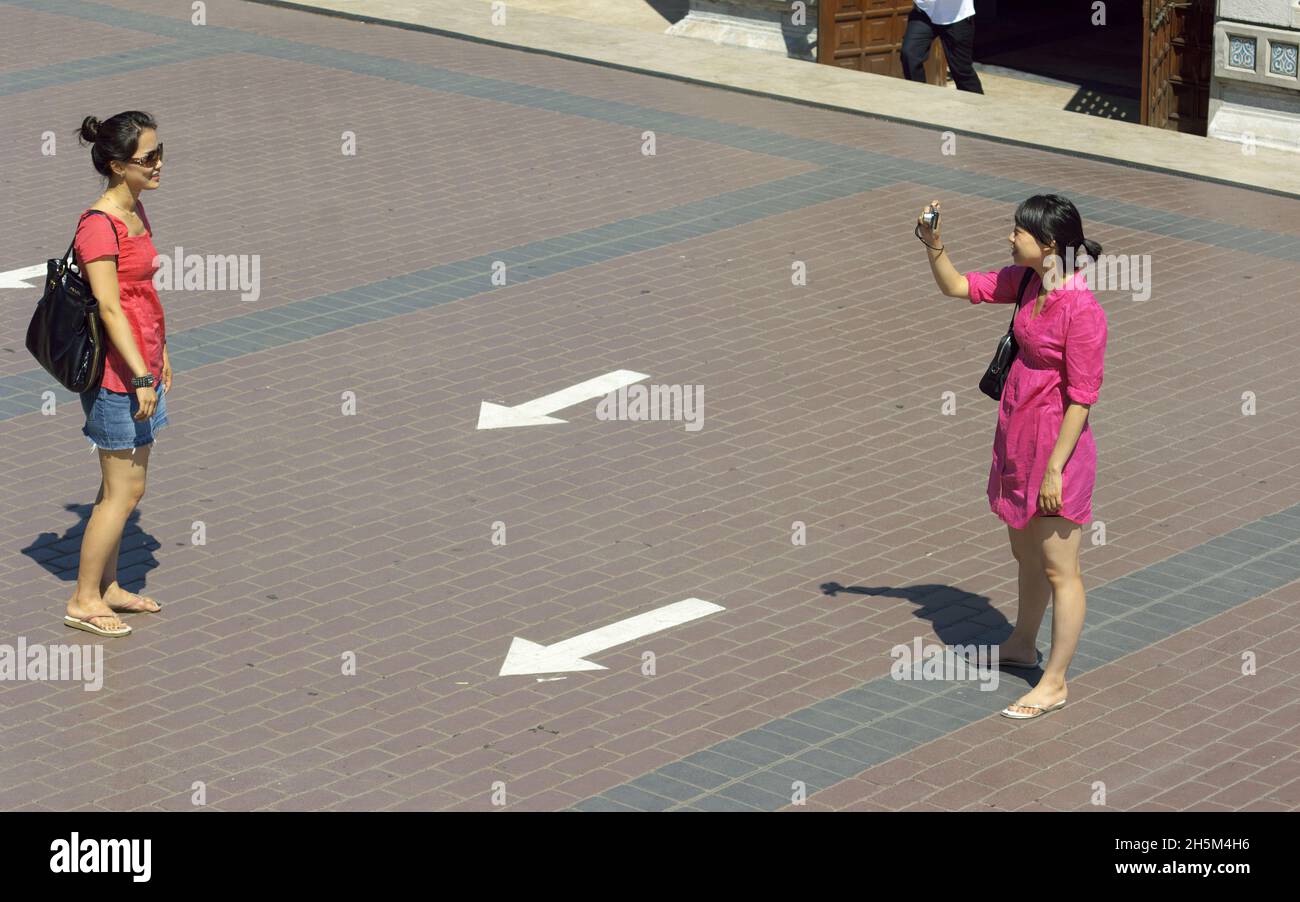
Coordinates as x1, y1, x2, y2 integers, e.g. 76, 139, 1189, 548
1, 0, 1299, 811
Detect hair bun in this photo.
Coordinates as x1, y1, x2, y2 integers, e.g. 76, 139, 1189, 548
79, 116, 100, 143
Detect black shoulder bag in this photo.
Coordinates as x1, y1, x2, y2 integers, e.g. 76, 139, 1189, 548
978, 267, 1035, 401
25, 210, 119, 394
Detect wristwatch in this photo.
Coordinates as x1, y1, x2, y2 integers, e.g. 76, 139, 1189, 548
131, 373, 156, 389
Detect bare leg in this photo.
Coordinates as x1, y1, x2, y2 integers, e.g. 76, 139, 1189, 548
1000, 522, 1053, 662
66, 444, 152, 630
1005, 516, 1084, 714
92, 478, 122, 588
93, 468, 162, 613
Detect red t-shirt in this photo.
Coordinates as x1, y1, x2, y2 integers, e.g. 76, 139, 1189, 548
73, 203, 166, 393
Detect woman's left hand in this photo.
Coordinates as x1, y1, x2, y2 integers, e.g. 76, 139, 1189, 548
161, 346, 172, 393
1038, 466, 1063, 515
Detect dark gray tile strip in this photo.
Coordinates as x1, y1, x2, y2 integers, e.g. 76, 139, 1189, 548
2, 0, 225, 42
0, 43, 227, 96
0, 165, 890, 418
4, 0, 1298, 416
574, 503, 1300, 810
5, 2, 1298, 417
6, 0, 1295, 813
6, 0, 1300, 263
239, 0, 1300, 201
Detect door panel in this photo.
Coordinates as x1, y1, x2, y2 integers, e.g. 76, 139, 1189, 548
819, 0, 948, 85
1141, 0, 1213, 134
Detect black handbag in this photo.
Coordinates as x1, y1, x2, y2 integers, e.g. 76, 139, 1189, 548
978, 267, 1035, 401
25, 210, 118, 394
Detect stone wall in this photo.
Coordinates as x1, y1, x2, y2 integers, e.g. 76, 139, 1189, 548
1211, 0, 1300, 151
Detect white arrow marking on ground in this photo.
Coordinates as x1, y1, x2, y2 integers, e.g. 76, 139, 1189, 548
477, 369, 650, 429
499, 598, 725, 675
0, 264, 48, 290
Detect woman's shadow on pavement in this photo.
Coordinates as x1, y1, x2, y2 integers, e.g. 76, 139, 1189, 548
22, 501, 161, 596
821, 580, 1044, 677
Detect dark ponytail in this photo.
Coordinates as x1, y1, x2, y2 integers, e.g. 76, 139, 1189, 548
1014, 193, 1102, 269
75, 111, 157, 179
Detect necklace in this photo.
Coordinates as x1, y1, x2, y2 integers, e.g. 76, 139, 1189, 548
99, 192, 139, 220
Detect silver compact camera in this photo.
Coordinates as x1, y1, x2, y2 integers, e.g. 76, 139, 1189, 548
921, 207, 940, 230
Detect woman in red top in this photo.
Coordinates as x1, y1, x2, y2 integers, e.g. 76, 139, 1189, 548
63, 111, 171, 638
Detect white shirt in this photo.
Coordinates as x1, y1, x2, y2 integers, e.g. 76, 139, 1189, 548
913, 0, 976, 25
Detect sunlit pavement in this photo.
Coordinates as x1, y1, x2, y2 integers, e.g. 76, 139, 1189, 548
1, 0, 1298, 811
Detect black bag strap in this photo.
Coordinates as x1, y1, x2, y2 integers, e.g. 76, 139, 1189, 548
63, 209, 120, 269
1004, 267, 1035, 334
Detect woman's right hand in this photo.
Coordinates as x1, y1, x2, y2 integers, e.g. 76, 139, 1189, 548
917, 198, 942, 245
133, 384, 158, 420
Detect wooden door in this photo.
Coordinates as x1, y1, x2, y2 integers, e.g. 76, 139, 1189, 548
1141, 0, 1213, 134
818, 0, 948, 86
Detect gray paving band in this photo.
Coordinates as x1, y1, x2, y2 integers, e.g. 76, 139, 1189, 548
0, 165, 893, 418
0, 42, 228, 97
573, 503, 1300, 810
241, 0, 1300, 201
4, 3, 1298, 416
6, 0, 1300, 265
5, 1, 1299, 419
7, 139, 1289, 416
3, 0, 1295, 815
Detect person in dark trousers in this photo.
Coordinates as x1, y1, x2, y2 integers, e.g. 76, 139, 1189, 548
901, 1, 984, 94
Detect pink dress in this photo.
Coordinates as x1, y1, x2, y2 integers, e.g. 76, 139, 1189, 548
964, 265, 1108, 529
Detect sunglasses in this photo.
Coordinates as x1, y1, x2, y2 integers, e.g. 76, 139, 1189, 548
126, 142, 164, 167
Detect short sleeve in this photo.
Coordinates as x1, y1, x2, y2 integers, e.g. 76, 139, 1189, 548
1064, 298, 1107, 405
965, 265, 1031, 304
73, 213, 120, 267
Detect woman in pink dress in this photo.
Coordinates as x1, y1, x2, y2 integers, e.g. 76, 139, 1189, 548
919, 194, 1108, 720
62, 111, 170, 638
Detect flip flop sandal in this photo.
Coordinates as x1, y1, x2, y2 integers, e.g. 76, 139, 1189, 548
999, 699, 1066, 720
996, 655, 1041, 669
956, 647, 1041, 669
64, 614, 132, 637
111, 590, 161, 612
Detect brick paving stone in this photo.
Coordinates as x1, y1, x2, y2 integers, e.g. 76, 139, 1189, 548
3, 0, 1299, 812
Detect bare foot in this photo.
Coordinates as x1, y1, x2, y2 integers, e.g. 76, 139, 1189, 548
66, 594, 126, 632
1005, 679, 1068, 716
102, 582, 161, 613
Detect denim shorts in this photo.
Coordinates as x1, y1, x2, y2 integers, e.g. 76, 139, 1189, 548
80, 382, 169, 451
